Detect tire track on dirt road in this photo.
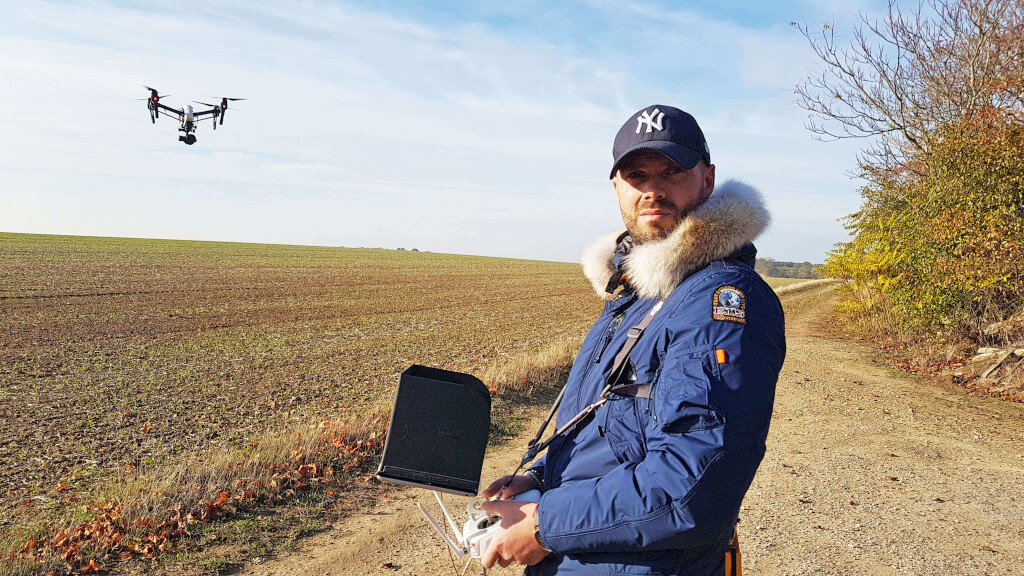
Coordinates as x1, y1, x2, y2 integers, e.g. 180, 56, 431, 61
241, 284, 1024, 576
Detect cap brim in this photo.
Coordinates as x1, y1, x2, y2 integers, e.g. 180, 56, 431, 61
609, 141, 704, 179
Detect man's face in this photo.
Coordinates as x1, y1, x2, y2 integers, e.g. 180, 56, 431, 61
612, 150, 716, 244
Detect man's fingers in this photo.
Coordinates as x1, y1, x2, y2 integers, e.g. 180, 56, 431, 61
479, 499, 500, 515
477, 500, 549, 568
481, 536, 499, 569
480, 475, 512, 498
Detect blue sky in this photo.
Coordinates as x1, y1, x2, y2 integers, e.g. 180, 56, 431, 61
0, 0, 888, 263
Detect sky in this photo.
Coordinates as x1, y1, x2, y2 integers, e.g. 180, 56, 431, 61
0, 0, 890, 264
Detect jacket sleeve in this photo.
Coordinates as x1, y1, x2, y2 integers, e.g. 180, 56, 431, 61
536, 272, 785, 554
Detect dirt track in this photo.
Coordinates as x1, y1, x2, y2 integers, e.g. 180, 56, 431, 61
241, 284, 1024, 576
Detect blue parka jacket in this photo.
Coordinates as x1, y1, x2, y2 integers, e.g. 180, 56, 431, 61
527, 180, 786, 576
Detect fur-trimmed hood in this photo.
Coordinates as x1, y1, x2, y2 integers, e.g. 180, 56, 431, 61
581, 179, 770, 299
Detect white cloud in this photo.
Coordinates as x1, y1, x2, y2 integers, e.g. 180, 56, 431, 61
0, 1, 879, 263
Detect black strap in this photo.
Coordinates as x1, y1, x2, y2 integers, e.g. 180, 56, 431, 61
605, 299, 664, 392
604, 270, 624, 295
608, 383, 651, 398
521, 385, 567, 466
500, 297, 667, 494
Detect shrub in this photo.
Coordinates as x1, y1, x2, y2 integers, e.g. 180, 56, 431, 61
824, 114, 1024, 343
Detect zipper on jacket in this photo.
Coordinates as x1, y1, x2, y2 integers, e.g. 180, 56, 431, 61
572, 308, 628, 418
560, 308, 628, 441
649, 367, 661, 421
593, 311, 626, 364
547, 305, 636, 485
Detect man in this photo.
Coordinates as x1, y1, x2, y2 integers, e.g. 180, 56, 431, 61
479, 105, 786, 576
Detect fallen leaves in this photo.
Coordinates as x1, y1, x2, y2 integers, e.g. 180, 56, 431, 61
15, 424, 388, 573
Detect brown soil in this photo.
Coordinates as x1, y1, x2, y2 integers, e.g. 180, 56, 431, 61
0, 234, 596, 516
238, 284, 1024, 576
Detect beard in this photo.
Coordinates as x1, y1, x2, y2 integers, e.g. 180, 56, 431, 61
622, 198, 681, 245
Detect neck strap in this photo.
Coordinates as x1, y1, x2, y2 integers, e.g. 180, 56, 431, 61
499, 298, 666, 494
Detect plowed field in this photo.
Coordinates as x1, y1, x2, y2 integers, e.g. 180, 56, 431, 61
0, 233, 599, 519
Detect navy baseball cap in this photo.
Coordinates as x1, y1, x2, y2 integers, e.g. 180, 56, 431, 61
610, 105, 710, 178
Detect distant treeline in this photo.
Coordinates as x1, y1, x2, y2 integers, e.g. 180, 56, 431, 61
755, 258, 821, 279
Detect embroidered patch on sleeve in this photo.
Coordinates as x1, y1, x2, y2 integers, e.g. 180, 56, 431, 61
712, 285, 746, 324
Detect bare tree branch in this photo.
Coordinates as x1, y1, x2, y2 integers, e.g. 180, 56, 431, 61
794, 0, 1024, 173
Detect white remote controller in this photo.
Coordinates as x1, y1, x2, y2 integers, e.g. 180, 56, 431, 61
461, 489, 542, 558
417, 489, 542, 560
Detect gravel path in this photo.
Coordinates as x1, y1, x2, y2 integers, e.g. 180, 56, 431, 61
241, 284, 1024, 576
745, 284, 1024, 575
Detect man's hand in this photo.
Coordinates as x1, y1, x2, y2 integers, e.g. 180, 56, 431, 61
479, 500, 550, 569
480, 474, 539, 500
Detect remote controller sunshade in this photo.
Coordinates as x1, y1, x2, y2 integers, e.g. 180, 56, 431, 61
375, 364, 491, 496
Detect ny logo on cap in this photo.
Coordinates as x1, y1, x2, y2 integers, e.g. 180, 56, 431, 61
635, 108, 665, 134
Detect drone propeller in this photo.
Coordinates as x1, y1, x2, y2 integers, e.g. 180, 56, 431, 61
207, 97, 246, 125
205, 97, 246, 104
193, 101, 218, 107
140, 87, 163, 124
142, 86, 166, 122
142, 85, 167, 99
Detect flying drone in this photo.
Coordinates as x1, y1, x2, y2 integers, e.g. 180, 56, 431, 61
141, 86, 245, 145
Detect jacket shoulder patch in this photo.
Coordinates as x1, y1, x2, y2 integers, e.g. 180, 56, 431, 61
711, 285, 746, 324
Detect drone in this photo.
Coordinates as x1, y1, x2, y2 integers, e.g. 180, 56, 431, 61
141, 86, 245, 145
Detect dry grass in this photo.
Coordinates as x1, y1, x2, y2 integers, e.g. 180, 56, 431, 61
118, 413, 387, 525
829, 288, 1024, 403
772, 278, 840, 296
3, 414, 389, 575
0, 232, 600, 574
482, 339, 579, 400
834, 289, 971, 365
761, 276, 815, 289
3, 344, 583, 575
